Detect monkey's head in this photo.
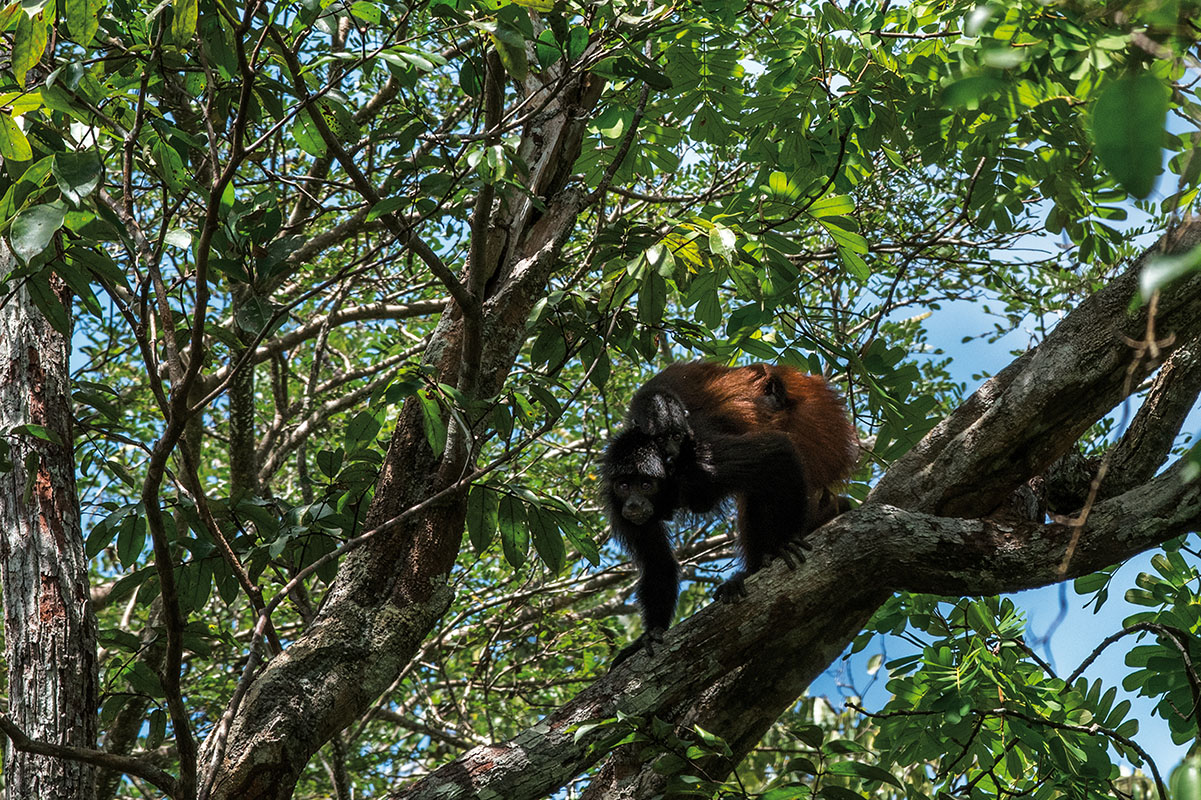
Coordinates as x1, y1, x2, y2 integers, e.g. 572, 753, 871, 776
603, 428, 672, 525
632, 391, 691, 466
612, 475, 661, 525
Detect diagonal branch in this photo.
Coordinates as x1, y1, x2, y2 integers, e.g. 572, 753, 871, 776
388, 457, 1200, 800
0, 714, 180, 798
1101, 332, 1201, 496
869, 220, 1201, 516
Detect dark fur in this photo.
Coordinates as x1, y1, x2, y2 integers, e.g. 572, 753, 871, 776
604, 362, 857, 661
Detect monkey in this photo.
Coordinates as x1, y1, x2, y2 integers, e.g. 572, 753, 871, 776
603, 362, 858, 661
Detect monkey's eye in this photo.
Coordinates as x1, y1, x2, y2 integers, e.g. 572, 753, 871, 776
640, 480, 653, 491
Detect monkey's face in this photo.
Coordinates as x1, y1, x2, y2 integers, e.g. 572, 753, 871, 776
652, 430, 686, 466
613, 476, 660, 525
638, 394, 691, 465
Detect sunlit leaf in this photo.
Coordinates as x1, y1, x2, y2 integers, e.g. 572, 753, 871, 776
170, 0, 197, 47
1091, 73, 1168, 199
0, 112, 32, 161
65, 0, 104, 46
10, 202, 66, 263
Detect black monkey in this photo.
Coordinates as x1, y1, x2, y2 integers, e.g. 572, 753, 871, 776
604, 362, 858, 661
603, 430, 682, 643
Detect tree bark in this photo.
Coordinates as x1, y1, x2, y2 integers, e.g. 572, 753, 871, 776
0, 241, 99, 800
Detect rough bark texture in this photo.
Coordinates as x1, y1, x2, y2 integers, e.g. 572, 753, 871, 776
869, 221, 1201, 515
199, 62, 602, 800
390, 465, 1201, 800
0, 243, 99, 800
1101, 333, 1201, 497
392, 223, 1201, 800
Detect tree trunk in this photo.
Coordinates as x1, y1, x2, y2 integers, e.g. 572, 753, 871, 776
0, 241, 99, 800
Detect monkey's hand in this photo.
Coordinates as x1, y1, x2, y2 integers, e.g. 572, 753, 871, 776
610, 627, 666, 669
714, 571, 749, 603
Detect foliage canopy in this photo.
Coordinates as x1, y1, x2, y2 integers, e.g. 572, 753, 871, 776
1, 0, 1200, 797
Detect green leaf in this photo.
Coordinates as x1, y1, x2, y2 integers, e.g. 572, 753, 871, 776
345, 410, 382, 452
466, 484, 499, 554
12, 423, 64, 445
0, 112, 32, 161
838, 246, 870, 282
637, 272, 666, 325
349, 1, 380, 24
491, 23, 529, 81
17, 155, 53, 187
826, 761, 902, 788
528, 503, 565, 573
497, 493, 528, 568
820, 219, 868, 254
552, 509, 598, 565
535, 29, 560, 69
171, 0, 197, 46
150, 139, 188, 191
0, 3, 20, 30
567, 27, 588, 61
12, 9, 49, 88
417, 389, 446, 456
941, 75, 1004, 109
292, 110, 328, 157
807, 194, 853, 217
146, 708, 167, 749
367, 196, 406, 222
314, 98, 360, 144
116, 514, 146, 568
610, 54, 672, 90
123, 660, 164, 697
52, 151, 103, 205
765, 171, 800, 201
709, 224, 736, 260
65, 0, 104, 46
458, 56, 483, 96
1091, 73, 1168, 199
11, 202, 66, 263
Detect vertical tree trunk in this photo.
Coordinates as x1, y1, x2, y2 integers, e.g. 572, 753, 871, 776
0, 240, 99, 800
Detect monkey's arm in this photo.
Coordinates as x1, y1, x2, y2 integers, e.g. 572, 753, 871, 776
610, 518, 679, 665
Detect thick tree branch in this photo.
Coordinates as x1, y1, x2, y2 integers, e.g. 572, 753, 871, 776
198, 47, 608, 800
0, 714, 179, 798
870, 220, 1201, 516
391, 223, 1201, 800
1102, 333, 1201, 496
390, 459, 1199, 800
883, 457, 1200, 594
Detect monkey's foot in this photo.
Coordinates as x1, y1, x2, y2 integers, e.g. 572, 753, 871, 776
610, 627, 666, 668
767, 538, 811, 570
714, 572, 749, 603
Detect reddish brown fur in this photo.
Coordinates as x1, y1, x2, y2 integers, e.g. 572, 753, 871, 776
639, 361, 858, 494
